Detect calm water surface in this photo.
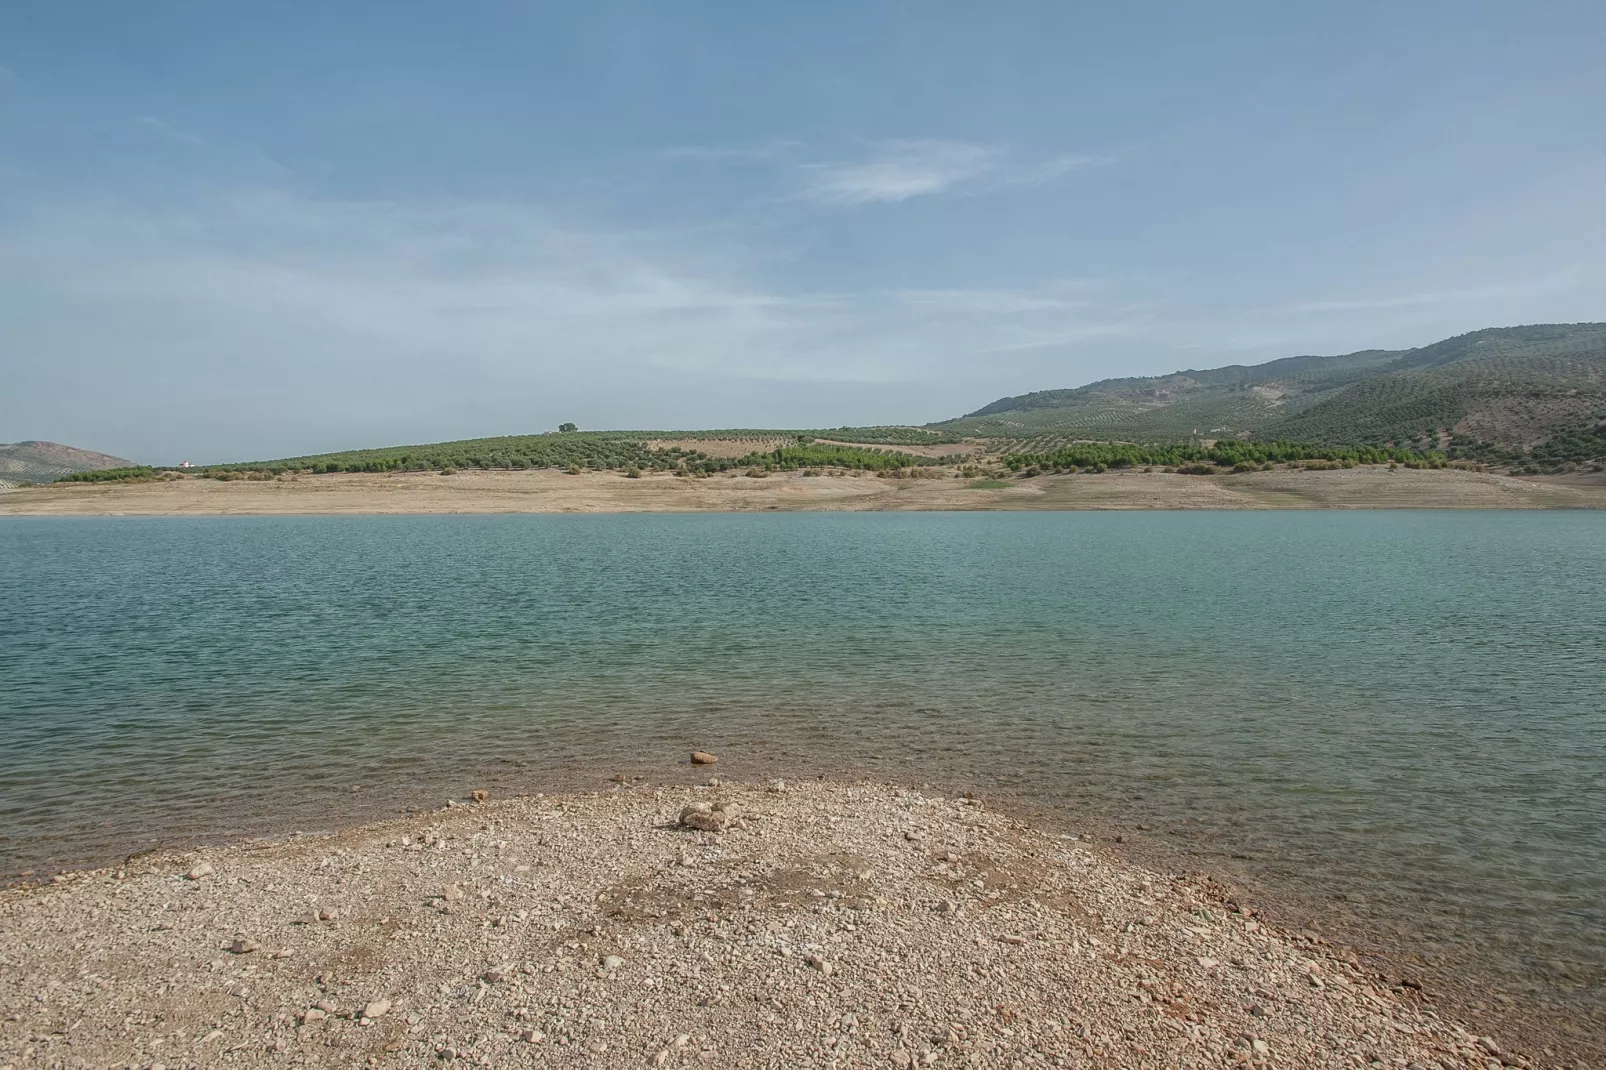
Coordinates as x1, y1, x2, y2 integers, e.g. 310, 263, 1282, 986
2, 512, 1602, 1029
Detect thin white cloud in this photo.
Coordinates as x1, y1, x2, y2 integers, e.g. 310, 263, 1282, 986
796, 140, 1001, 205
135, 116, 205, 147
792, 140, 1114, 206
0, 193, 1144, 404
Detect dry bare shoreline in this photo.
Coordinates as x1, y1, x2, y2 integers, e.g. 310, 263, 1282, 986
3, 466, 1604, 516
0, 778, 1567, 1070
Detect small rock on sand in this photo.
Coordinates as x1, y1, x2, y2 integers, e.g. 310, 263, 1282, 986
229, 938, 260, 954
679, 801, 733, 832
601, 954, 625, 970
471, 790, 488, 803
690, 751, 718, 765
184, 862, 215, 881
361, 998, 391, 1020
442, 883, 465, 902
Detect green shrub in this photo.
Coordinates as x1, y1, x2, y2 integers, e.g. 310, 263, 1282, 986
56, 466, 157, 483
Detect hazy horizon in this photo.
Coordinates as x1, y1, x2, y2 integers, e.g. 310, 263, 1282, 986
3, 3, 1604, 464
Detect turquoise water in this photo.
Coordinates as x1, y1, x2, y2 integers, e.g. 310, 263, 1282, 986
1, 511, 1603, 1023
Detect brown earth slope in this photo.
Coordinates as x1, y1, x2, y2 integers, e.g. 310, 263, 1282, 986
0, 440, 135, 483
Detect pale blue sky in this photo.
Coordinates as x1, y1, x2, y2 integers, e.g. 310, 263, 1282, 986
2, 2, 1603, 462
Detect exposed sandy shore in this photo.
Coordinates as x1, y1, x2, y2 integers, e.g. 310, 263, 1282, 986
2, 466, 1602, 515
0, 779, 1543, 1070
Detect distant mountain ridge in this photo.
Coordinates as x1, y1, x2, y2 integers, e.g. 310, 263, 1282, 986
0, 441, 135, 484
939, 323, 1606, 455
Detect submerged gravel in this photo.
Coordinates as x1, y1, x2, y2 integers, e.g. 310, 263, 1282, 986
0, 780, 1562, 1069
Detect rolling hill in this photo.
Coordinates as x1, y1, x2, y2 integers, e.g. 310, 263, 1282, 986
937, 323, 1606, 461
0, 441, 136, 484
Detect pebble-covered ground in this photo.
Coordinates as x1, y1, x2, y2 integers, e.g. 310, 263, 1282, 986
0, 779, 1570, 1069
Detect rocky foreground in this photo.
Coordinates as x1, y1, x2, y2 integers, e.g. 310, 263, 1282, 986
0, 779, 1554, 1069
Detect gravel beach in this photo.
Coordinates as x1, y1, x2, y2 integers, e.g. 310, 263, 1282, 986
0, 779, 1563, 1069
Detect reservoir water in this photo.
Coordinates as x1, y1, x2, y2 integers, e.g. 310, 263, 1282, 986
1, 511, 1602, 1039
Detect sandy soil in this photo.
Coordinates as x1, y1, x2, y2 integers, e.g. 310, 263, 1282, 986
2, 467, 1603, 516
0, 778, 1546, 1070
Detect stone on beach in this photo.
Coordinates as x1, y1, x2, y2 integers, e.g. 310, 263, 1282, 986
184, 862, 214, 880
679, 800, 734, 832
361, 998, 391, 1020
690, 751, 718, 764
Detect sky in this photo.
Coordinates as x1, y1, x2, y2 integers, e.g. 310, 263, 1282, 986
2, 2, 1604, 463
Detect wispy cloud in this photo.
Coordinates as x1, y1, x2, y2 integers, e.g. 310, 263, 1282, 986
795, 140, 1001, 205
791, 140, 1111, 205
135, 116, 205, 147
0, 193, 1144, 405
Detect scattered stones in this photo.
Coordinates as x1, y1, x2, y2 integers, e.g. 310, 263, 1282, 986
679, 801, 731, 832
690, 751, 718, 765
0, 780, 1546, 1069
184, 862, 215, 881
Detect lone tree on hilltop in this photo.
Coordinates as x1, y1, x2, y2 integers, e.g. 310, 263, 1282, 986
558, 422, 578, 433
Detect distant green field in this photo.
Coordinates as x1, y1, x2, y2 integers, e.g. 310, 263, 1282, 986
187, 429, 957, 477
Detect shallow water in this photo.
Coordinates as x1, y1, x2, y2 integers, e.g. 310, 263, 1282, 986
2, 512, 1603, 1032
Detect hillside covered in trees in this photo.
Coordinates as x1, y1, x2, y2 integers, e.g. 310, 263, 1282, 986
938, 323, 1606, 465
0, 441, 134, 484
20, 325, 1603, 482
